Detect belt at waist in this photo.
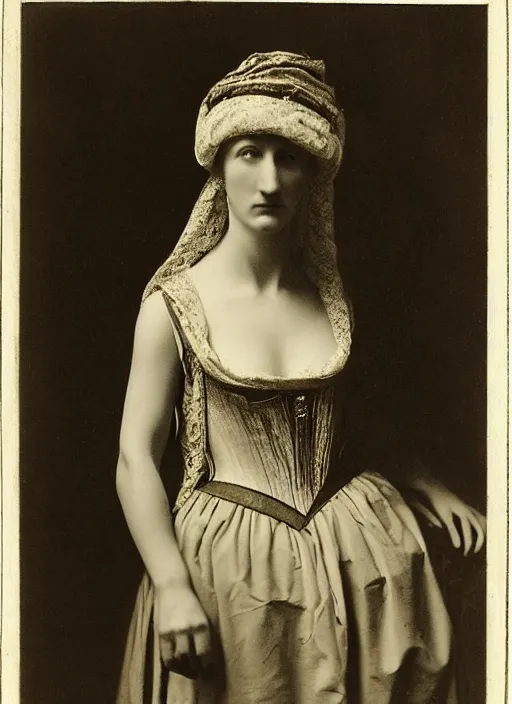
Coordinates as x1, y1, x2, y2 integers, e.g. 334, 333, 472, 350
197, 476, 359, 531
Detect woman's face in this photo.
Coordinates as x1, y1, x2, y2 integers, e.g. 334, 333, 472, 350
220, 135, 314, 236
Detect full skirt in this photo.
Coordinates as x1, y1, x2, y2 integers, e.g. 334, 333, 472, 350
117, 472, 456, 704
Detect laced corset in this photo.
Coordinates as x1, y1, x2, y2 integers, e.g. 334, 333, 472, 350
160, 273, 358, 521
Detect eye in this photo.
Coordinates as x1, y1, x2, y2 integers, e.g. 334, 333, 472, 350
238, 146, 260, 160
277, 148, 304, 166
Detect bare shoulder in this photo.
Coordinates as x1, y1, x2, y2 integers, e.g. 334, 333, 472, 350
139, 288, 168, 312
133, 290, 178, 358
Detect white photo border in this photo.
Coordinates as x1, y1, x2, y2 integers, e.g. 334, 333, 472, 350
1, 1, 507, 703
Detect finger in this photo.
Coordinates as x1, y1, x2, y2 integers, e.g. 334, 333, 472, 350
408, 500, 443, 528
159, 632, 176, 665
468, 505, 486, 522
470, 508, 487, 532
174, 632, 190, 659
187, 631, 203, 676
189, 627, 215, 676
193, 625, 212, 657
459, 515, 473, 556
469, 513, 486, 553
193, 627, 214, 671
161, 633, 196, 679
444, 515, 461, 550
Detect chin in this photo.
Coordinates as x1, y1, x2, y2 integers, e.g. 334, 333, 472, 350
251, 215, 289, 235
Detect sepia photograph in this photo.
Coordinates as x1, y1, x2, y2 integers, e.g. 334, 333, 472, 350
2, 1, 504, 702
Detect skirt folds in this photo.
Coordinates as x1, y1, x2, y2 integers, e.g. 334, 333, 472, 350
117, 472, 456, 704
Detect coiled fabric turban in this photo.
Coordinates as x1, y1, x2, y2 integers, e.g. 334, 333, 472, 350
194, 51, 345, 175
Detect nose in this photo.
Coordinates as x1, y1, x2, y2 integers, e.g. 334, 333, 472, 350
257, 153, 280, 195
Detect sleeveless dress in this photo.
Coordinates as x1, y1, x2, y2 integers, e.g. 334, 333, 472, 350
117, 272, 456, 704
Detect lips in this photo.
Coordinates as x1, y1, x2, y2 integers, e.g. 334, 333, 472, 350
253, 203, 284, 209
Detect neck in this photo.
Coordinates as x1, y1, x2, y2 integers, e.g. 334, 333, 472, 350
215, 218, 296, 293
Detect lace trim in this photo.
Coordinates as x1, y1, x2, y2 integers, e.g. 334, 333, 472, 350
173, 345, 210, 511
160, 266, 350, 392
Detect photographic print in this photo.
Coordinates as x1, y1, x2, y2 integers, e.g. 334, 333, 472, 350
1, 1, 507, 703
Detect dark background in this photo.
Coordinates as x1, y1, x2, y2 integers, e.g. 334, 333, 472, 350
21, 4, 487, 703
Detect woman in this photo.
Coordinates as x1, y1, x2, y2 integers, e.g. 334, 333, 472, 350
116, 52, 485, 703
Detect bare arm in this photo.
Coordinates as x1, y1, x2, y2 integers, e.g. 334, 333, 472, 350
116, 290, 189, 587
116, 291, 212, 676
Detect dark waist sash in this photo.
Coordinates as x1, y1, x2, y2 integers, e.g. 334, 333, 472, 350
198, 471, 360, 530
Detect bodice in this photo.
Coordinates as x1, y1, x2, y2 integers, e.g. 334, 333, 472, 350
159, 274, 356, 515
204, 376, 347, 515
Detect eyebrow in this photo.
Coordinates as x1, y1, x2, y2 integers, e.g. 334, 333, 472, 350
228, 136, 309, 160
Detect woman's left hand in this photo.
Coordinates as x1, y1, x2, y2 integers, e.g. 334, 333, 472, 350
404, 475, 486, 556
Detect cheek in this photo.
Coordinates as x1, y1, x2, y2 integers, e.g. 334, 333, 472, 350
283, 171, 310, 204
224, 166, 252, 206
